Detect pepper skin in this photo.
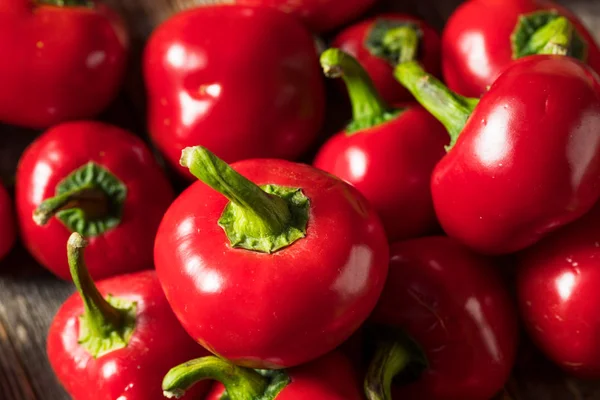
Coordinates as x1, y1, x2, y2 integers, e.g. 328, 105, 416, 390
48, 233, 210, 400
226, 0, 376, 33
395, 56, 600, 255
332, 13, 441, 104
518, 204, 600, 379
366, 236, 518, 400
165, 351, 364, 400
144, 5, 325, 180
442, 0, 600, 97
0, 0, 128, 128
155, 146, 389, 369
314, 49, 447, 242
16, 121, 174, 280
0, 183, 16, 261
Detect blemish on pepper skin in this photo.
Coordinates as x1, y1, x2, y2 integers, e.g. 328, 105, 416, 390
164, 118, 171, 126
36, 41, 44, 49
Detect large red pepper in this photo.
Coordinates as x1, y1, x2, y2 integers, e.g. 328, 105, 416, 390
48, 233, 210, 399
364, 236, 518, 400
442, 0, 600, 97
144, 5, 325, 180
517, 204, 600, 379
16, 121, 174, 280
0, 183, 16, 261
162, 351, 364, 399
221, 0, 376, 33
0, 0, 128, 128
394, 55, 600, 255
313, 49, 447, 242
154, 146, 389, 369
331, 13, 441, 104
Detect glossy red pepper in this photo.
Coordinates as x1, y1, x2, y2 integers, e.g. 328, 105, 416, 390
364, 236, 518, 400
331, 13, 441, 104
16, 121, 174, 280
162, 351, 364, 399
155, 146, 389, 369
48, 233, 210, 400
0, 0, 128, 128
395, 55, 600, 255
0, 183, 16, 261
222, 0, 376, 33
144, 5, 325, 180
442, 0, 600, 97
313, 49, 447, 242
517, 203, 600, 379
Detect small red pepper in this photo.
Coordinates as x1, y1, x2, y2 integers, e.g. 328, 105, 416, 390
48, 233, 210, 399
364, 236, 518, 400
518, 204, 600, 379
144, 5, 325, 180
162, 351, 364, 399
442, 0, 600, 97
16, 121, 174, 280
0, 0, 128, 128
0, 183, 16, 261
313, 49, 447, 242
154, 146, 389, 369
394, 55, 600, 255
223, 0, 376, 33
331, 13, 441, 104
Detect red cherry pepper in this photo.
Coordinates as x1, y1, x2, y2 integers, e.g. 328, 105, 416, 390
162, 351, 364, 400
313, 49, 447, 242
0, 183, 16, 261
331, 13, 441, 104
0, 0, 128, 129
364, 236, 518, 400
144, 5, 325, 180
442, 0, 600, 97
517, 204, 600, 379
48, 233, 210, 400
394, 55, 600, 255
16, 121, 174, 280
155, 146, 389, 369
223, 0, 376, 33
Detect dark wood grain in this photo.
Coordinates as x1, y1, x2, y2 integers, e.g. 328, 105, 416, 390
1, 0, 599, 399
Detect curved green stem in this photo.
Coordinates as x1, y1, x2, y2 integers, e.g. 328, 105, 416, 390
364, 340, 412, 400
181, 147, 290, 238
382, 26, 419, 64
321, 48, 399, 133
530, 16, 573, 55
33, 184, 108, 226
181, 146, 309, 253
394, 61, 479, 150
163, 356, 269, 400
68, 233, 136, 358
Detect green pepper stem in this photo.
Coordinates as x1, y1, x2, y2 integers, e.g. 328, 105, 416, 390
33, 185, 109, 226
67, 233, 124, 339
394, 61, 479, 150
533, 16, 573, 55
382, 26, 420, 64
163, 356, 269, 400
364, 339, 412, 400
180, 146, 292, 239
321, 48, 392, 128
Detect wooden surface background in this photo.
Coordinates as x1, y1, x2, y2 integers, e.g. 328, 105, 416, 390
1, 0, 599, 399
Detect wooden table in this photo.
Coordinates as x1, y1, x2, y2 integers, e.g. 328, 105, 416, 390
1, 0, 599, 398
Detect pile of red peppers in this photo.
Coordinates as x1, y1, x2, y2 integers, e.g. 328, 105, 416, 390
1, 0, 600, 399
